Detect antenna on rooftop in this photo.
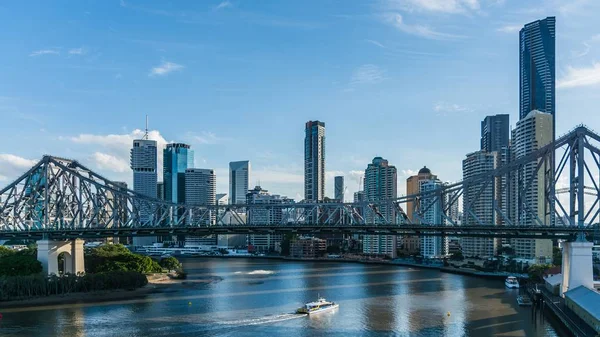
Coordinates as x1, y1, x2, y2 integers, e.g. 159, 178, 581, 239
143, 115, 149, 140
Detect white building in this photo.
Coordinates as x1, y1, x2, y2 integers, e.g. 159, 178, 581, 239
510, 110, 553, 262
246, 186, 294, 252
420, 178, 448, 258
461, 150, 498, 258
130, 138, 158, 246
229, 161, 250, 205
362, 157, 397, 258
184, 168, 217, 247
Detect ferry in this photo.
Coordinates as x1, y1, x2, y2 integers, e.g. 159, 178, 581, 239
505, 276, 520, 289
296, 295, 339, 315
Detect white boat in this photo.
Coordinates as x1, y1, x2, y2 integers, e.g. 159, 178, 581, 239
517, 295, 532, 306
296, 295, 339, 315
505, 276, 520, 289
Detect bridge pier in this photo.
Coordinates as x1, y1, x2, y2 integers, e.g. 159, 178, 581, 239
560, 241, 593, 297
37, 239, 85, 275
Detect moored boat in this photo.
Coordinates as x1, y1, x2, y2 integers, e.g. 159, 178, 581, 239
505, 276, 520, 289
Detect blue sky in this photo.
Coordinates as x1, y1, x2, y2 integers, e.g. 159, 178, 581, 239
1, 0, 600, 201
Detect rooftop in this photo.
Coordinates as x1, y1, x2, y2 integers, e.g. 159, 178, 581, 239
564, 286, 600, 319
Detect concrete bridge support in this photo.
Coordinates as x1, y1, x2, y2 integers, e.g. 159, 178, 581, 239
560, 241, 593, 297
37, 239, 85, 275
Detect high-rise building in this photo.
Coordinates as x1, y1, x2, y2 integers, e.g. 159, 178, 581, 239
420, 178, 447, 258
481, 114, 510, 152
246, 186, 294, 252
164, 143, 193, 204
130, 138, 158, 246
403, 166, 437, 254
229, 161, 250, 205
510, 110, 554, 262
362, 157, 397, 258
304, 120, 325, 202
157, 182, 164, 200
334, 176, 344, 202
520, 17, 555, 138
461, 150, 498, 258
353, 190, 365, 203
184, 168, 217, 247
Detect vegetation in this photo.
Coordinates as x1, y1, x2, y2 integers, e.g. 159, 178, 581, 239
0, 247, 42, 277
326, 245, 341, 254
159, 257, 182, 272
449, 252, 464, 261
527, 264, 554, 283
497, 246, 515, 256
0, 271, 148, 301
85, 244, 162, 274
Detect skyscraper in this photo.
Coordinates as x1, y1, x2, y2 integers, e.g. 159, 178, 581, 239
403, 166, 437, 254
461, 150, 498, 258
520, 17, 555, 138
481, 114, 510, 152
334, 176, 344, 202
164, 143, 193, 204
420, 178, 447, 258
510, 110, 554, 262
246, 186, 294, 252
229, 161, 250, 205
130, 138, 158, 246
362, 157, 397, 258
184, 168, 217, 247
304, 121, 325, 202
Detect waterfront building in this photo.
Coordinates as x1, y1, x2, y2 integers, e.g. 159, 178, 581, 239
184, 168, 217, 247
564, 286, 600, 334
510, 110, 553, 262
304, 120, 325, 202
362, 157, 397, 258
402, 166, 438, 254
130, 138, 158, 246
461, 150, 498, 258
520, 17, 556, 140
420, 178, 447, 258
291, 237, 327, 258
246, 186, 294, 252
334, 176, 344, 202
229, 161, 250, 205
481, 114, 510, 152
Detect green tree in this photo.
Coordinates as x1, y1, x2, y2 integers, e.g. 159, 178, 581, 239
0, 246, 15, 258
160, 257, 182, 272
528, 264, 553, 283
0, 254, 43, 276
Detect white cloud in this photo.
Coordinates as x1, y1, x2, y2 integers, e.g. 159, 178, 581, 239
386, 0, 480, 14
496, 24, 521, 33
0, 154, 37, 183
401, 169, 418, 177
68, 47, 86, 55
149, 61, 184, 77
29, 49, 59, 57
383, 13, 466, 40
557, 63, 600, 89
214, 1, 233, 10
350, 64, 386, 85
191, 131, 227, 145
572, 34, 600, 58
365, 39, 386, 48
433, 101, 473, 115
91, 152, 130, 173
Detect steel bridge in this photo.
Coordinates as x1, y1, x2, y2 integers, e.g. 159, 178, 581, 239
1, 125, 600, 241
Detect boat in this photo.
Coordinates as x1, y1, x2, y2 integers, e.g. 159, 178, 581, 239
517, 295, 532, 306
296, 295, 339, 315
505, 276, 520, 289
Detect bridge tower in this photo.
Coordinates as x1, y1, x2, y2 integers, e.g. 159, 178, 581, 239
37, 238, 85, 275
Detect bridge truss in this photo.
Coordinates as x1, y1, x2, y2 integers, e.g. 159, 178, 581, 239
1, 126, 600, 240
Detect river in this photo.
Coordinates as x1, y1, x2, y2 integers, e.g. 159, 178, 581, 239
0, 258, 564, 336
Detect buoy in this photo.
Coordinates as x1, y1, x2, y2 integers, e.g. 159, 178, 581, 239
447, 312, 451, 316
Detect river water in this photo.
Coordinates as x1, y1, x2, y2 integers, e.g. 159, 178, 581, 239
0, 258, 563, 336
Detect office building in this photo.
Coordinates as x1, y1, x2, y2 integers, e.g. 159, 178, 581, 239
520, 17, 555, 138
402, 166, 437, 254
157, 182, 164, 200
481, 114, 510, 152
510, 110, 554, 262
461, 151, 498, 258
184, 168, 217, 247
334, 176, 344, 202
130, 138, 158, 246
420, 178, 448, 258
229, 161, 250, 205
353, 190, 365, 203
216, 193, 247, 248
362, 157, 397, 258
291, 237, 327, 258
246, 186, 294, 252
164, 143, 193, 204
304, 120, 325, 202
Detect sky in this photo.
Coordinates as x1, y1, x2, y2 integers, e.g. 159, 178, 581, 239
1, 0, 600, 202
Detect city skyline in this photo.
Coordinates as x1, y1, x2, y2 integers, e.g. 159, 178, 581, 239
2, 1, 600, 201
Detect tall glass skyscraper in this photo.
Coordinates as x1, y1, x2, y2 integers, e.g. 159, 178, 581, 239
229, 160, 250, 205
304, 120, 325, 202
163, 143, 194, 203
480, 114, 509, 153
520, 17, 555, 137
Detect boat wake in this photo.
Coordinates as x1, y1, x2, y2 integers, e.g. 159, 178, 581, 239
216, 313, 305, 326
233, 270, 276, 275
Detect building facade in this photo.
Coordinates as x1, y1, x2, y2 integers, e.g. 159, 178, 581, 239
304, 120, 325, 202
229, 161, 250, 205
420, 178, 448, 258
402, 166, 437, 254
130, 138, 158, 246
461, 150, 498, 258
334, 176, 344, 202
362, 157, 397, 258
510, 110, 554, 262
520, 17, 555, 137
291, 237, 327, 258
246, 186, 294, 252
481, 114, 510, 153
163, 143, 193, 204
184, 168, 217, 247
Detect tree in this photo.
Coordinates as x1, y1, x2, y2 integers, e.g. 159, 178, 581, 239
497, 246, 515, 256
0, 254, 42, 276
0, 246, 15, 258
326, 245, 340, 254
450, 251, 464, 261
528, 264, 553, 283
160, 257, 182, 272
